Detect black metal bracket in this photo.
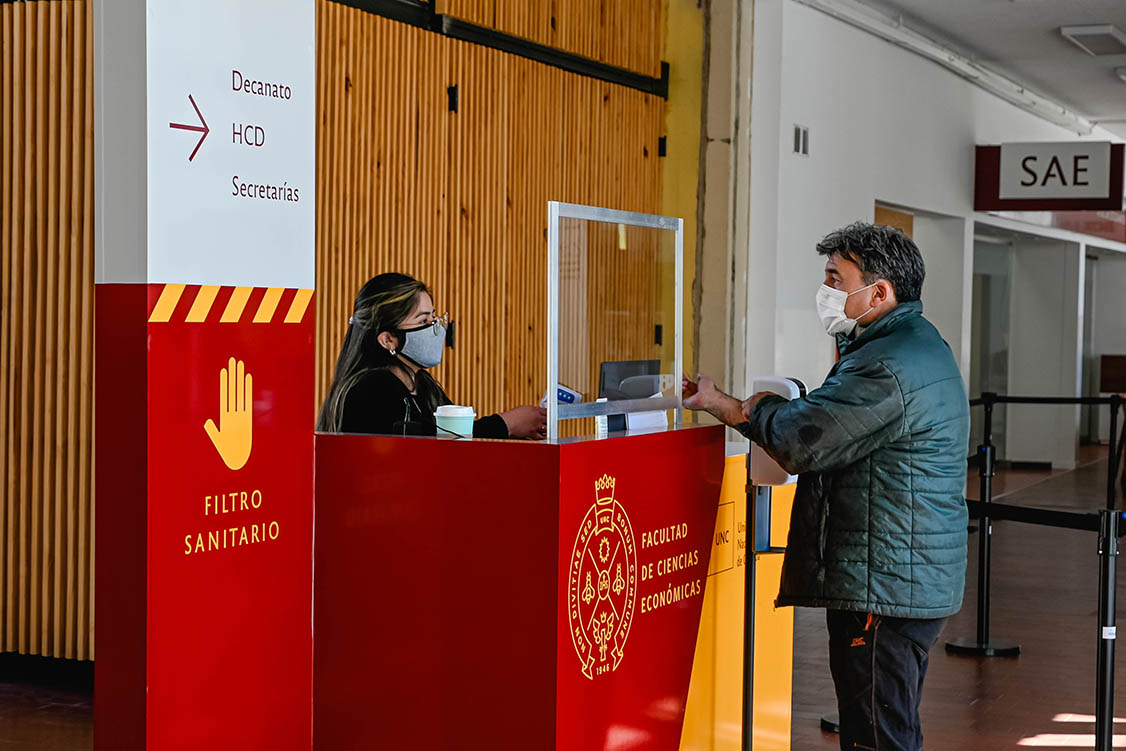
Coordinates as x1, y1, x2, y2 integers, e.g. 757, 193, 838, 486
335, 0, 670, 99
742, 471, 760, 751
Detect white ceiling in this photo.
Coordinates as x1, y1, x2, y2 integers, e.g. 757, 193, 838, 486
860, 0, 1126, 139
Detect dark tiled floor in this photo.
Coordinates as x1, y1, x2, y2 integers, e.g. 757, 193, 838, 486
795, 449, 1126, 750
1, 454, 1123, 750
0, 655, 92, 750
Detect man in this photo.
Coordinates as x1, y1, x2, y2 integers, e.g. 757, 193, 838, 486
684, 222, 968, 751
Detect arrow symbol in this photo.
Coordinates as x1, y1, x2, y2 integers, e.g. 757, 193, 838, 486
169, 94, 209, 162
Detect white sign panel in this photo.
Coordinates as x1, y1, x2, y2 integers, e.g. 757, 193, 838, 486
999, 141, 1111, 201
147, 0, 315, 288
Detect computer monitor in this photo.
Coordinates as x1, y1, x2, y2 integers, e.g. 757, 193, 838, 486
599, 360, 661, 432
599, 359, 661, 401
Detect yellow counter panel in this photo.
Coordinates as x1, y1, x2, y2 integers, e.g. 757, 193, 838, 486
680, 454, 795, 751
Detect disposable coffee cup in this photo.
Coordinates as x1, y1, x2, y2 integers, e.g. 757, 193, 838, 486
434, 405, 475, 439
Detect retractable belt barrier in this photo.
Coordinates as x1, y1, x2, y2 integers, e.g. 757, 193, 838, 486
948, 393, 1126, 751
811, 393, 1125, 744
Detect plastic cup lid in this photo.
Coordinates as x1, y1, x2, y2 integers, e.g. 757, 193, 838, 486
435, 405, 475, 418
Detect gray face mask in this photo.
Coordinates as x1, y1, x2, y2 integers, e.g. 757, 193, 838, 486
398, 321, 448, 369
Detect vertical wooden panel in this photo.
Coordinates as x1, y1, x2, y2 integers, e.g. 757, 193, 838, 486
503, 59, 563, 410
444, 41, 509, 416
1, 0, 665, 660
314, 3, 450, 405
1, 0, 95, 660
314, 4, 664, 426
447, 0, 664, 78
1, 0, 16, 658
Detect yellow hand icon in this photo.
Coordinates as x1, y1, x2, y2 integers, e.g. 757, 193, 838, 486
204, 357, 253, 470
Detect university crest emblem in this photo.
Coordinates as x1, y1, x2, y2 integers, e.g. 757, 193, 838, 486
568, 474, 638, 679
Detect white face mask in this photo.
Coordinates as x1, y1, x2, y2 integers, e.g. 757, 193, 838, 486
816, 282, 877, 337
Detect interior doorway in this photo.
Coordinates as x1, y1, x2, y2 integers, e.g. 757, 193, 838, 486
969, 234, 1011, 458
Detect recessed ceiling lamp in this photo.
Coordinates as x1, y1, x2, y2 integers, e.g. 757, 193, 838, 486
1061, 25, 1126, 56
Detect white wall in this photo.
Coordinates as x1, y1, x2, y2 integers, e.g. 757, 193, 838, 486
1005, 241, 1083, 468
745, 0, 1124, 398
1093, 255, 1126, 440
914, 215, 970, 381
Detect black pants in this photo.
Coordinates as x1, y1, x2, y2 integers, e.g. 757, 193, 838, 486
826, 610, 946, 751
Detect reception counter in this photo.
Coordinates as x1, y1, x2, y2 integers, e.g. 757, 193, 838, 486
313, 425, 726, 750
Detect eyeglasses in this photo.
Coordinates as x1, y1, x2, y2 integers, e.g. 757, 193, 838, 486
425, 312, 450, 335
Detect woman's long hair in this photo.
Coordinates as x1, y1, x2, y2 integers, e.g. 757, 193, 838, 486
316, 273, 448, 432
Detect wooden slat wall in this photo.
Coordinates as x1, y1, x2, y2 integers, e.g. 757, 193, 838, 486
438, 0, 664, 79
0, 0, 664, 659
316, 5, 664, 419
0, 0, 95, 660
315, 1, 451, 400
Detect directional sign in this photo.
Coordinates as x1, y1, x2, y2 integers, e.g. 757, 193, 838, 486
147, 0, 314, 289
168, 94, 210, 162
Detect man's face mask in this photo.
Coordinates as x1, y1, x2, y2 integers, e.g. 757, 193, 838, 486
816, 282, 877, 337
397, 318, 453, 369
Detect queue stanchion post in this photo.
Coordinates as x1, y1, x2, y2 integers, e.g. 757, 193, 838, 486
1096, 509, 1120, 751
1117, 402, 1126, 504
947, 393, 1020, 657
1107, 397, 1121, 511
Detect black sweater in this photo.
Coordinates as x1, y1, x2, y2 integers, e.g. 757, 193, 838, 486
339, 369, 508, 438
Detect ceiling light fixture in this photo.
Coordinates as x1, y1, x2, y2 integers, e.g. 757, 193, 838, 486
1116, 67, 1126, 84
1061, 25, 1126, 57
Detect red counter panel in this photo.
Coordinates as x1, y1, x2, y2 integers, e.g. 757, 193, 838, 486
313, 435, 561, 750
313, 425, 725, 751
556, 430, 725, 751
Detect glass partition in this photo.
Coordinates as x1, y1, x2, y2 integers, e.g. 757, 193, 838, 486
547, 202, 683, 440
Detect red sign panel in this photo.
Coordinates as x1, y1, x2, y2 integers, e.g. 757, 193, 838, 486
96, 283, 314, 750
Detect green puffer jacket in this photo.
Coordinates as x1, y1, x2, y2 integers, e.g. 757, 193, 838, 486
745, 301, 969, 618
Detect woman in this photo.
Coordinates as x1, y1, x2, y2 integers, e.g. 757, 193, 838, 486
317, 273, 546, 439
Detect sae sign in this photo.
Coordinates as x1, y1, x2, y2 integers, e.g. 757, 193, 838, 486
975, 142, 1124, 211
1000, 142, 1111, 200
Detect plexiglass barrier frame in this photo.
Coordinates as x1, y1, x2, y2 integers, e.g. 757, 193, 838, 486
546, 201, 683, 440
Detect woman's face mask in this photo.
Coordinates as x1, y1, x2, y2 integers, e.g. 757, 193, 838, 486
397, 319, 452, 369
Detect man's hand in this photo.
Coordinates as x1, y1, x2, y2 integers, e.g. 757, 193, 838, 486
741, 392, 773, 422
682, 373, 747, 428
682, 374, 718, 411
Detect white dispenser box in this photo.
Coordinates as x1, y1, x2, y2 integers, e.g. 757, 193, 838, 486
749, 376, 807, 486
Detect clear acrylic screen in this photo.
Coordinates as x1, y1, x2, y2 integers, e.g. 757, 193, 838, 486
552, 216, 680, 437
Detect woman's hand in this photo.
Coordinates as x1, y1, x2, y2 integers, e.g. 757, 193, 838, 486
500, 405, 548, 440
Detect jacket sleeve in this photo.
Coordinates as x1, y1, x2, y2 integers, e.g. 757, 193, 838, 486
472, 414, 509, 439
744, 359, 905, 475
